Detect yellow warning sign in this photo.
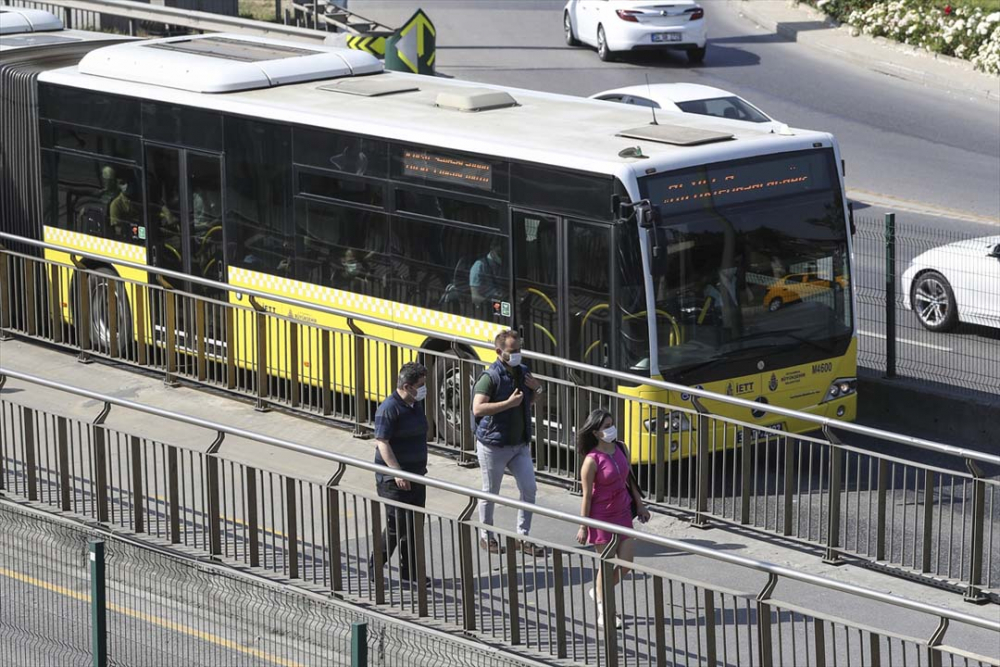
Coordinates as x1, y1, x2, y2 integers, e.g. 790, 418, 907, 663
346, 34, 386, 56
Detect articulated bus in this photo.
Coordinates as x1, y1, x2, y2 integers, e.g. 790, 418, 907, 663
1, 33, 857, 460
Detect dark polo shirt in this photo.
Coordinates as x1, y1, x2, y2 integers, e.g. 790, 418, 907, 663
373, 391, 428, 484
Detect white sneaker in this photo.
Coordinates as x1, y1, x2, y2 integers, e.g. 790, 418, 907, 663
589, 588, 623, 628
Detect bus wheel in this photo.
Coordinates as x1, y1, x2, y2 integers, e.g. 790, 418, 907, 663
88, 268, 132, 357
434, 353, 474, 447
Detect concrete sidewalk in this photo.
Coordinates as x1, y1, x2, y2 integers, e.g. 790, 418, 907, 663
727, 0, 1000, 102
2, 338, 997, 639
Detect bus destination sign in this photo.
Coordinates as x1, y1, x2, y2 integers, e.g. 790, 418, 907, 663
402, 150, 492, 191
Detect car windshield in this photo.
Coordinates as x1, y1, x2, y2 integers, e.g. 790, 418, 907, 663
676, 96, 771, 123
638, 149, 852, 379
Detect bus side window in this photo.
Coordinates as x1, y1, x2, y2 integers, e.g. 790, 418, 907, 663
568, 221, 611, 369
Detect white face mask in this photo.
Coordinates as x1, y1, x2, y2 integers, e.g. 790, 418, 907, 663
599, 426, 618, 443
414, 385, 427, 402
504, 351, 522, 367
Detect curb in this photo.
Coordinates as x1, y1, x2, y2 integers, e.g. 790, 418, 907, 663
726, 0, 1000, 102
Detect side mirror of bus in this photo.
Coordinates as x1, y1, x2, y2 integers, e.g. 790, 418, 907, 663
848, 202, 856, 236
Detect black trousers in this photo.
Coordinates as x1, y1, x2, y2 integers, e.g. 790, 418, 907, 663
373, 478, 426, 577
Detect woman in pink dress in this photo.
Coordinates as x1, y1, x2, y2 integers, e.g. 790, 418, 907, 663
575, 408, 650, 627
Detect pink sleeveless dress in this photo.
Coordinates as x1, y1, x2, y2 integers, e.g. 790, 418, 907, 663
586, 445, 634, 545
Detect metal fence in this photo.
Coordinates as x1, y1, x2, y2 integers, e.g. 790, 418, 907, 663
854, 214, 1000, 396
1, 372, 998, 667
2, 236, 999, 600
0, 499, 540, 667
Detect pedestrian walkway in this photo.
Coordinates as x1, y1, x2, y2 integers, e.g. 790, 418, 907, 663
728, 0, 1000, 101
2, 338, 996, 648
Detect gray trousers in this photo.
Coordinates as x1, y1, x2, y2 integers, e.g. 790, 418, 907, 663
477, 441, 537, 540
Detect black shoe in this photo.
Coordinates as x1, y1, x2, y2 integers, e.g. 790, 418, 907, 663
400, 573, 431, 587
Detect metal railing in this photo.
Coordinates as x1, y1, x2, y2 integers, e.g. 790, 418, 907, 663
1, 234, 999, 602
0, 499, 539, 667
1, 368, 998, 667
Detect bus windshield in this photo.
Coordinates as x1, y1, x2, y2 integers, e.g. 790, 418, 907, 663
638, 148, 852, 381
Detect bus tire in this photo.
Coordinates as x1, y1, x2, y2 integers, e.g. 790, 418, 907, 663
431, 347, 478, 448
88, 267, 133, 357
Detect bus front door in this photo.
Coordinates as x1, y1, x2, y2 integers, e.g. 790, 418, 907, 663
512, 210, 563, 381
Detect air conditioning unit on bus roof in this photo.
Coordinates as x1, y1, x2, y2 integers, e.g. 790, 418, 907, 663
78, 33, 383, 94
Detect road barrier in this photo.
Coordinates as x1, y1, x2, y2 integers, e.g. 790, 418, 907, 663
0, 500, 536, 667
1, 234, 998, 602
0, 369, 998, 666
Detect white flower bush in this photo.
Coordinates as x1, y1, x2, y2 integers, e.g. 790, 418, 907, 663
807, 1, 1000, 74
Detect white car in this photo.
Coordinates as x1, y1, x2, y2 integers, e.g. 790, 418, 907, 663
563, 0, 707, 63
901, 236, 1000, 332
590, 83, 783, 131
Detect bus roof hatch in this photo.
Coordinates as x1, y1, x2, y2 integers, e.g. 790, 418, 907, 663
617, 124, 734, 146
78, 34, 383, 94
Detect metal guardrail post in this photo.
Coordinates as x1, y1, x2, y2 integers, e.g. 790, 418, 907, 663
458, 358, 476, 467
653, 576, 666, 667
92, 402, 111, 523
457, 497, 477, 631
823, 427, 844, 565
89, 540, 107, 667
321, 329, 333, 416
246, 466, 260, 568
756, 572, 778, 667
691, 413, 710, 528
164, 293, 178, 386
206, 432, 225, 556
783, 438, 794, 536
371, 501, 385, 605
49, 264, 63, 344
351, 621, 368, 667
740, 426, 753, 525
76, 268, 92, 359
254, 309, 269, 412
195, 300, 207, 382
922, 469, 934, 574
134, 285, 146, 366
289, 322, 300, 408
876, 458, 889, 561
348, 320, 367, 432
107, 278, 118, 358
57, 415, 71, 511
167, 445, 180, 544
414, 511, 429, 618
23, 259, 37, 337
286, 476, 299, 579
703, 588, 718, 666
599, 537, 620, 667
927, 618, 948, 667
553, 548, 567, 659
130, 435, 143, 533
22, 406, 39, 501
0, 249, 11, 340
654, 406, 666, 503
963, 460, 987, 603
869, 632, 882, 667
225, 307, 236, 389
504, 535, 521, 645
325, 463, 346, 592
813, 617, 826, 667
884, 212, 897, 379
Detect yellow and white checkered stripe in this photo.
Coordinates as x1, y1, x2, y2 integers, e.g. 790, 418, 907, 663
43, 226, 147, 264
229, 267, 505, 341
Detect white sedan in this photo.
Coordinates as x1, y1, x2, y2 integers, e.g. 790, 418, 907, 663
564, 0, 707, 63
901, 236, 1000, 332
589, 83, 784, 131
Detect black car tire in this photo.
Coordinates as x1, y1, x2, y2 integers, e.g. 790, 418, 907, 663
687, 46, 707, 64
564, 12, 580, 46
911, 270, 959, 332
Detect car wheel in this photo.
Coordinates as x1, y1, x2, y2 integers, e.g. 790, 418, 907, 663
597, 25, 614, 61
687, 46, 706, 64
911, 270, 958, 332
564, 12, 580, 46
88, 267, 133, 356
768, 297, 783, 312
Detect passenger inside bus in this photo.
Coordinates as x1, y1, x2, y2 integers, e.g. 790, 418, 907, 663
470, 236, 506, 306
109, 175, 139, 240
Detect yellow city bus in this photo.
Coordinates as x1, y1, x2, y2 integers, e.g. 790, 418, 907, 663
11, 33, 856, 459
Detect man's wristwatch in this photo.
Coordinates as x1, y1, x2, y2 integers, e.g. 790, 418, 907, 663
534, 385, 544, 396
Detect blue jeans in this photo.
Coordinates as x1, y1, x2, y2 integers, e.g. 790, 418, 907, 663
477, 441, 537, 540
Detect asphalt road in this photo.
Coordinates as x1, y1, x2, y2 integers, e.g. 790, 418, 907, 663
349, 0, 1000, 224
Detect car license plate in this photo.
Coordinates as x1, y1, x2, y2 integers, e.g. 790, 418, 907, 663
652, 33, 682, 43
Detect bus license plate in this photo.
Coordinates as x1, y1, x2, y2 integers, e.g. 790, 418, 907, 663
653, 33, 682, 43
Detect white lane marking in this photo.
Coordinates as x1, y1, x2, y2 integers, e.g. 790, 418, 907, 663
859, 330, 952, 351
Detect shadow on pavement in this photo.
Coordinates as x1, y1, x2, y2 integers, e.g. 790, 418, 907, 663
712, 20, 833, 45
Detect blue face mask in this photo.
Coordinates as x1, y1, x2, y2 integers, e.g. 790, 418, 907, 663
505, 351, 522, 367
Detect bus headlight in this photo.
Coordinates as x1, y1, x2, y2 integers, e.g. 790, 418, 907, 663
821, 377, 857, 403
644, 410, 693, 433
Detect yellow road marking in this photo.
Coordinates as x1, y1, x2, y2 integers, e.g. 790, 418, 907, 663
0, 566, 305, 667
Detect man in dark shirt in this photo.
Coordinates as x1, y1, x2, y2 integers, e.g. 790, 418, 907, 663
369, 362, 430, 586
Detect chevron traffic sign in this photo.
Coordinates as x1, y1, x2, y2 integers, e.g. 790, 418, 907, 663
384, 9, 436, 74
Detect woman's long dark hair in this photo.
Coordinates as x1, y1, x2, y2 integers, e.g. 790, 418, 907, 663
577, 408, 613, 467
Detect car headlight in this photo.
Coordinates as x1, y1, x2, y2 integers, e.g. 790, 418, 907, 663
643, 410, 693, 433
821, 377, 857, 403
